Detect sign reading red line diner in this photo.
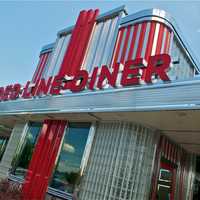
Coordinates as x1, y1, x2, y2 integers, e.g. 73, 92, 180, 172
0, 54, 171, 102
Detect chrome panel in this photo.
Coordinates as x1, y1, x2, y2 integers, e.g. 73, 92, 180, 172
79, 121, 157, 200
141, 22, 151, 58
44, 34, 71, 78
132, 23, 142, 59
161, 27, 167, 54
125, 25, 134, 61
117, 27, 127, 63
2, 79, 200, 115
151, 23, 160, 56
83, 12, 123, 72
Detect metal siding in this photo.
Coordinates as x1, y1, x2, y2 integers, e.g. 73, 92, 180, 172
43, 34, 71, 79
83, 15, 121, 73
79, 122, 157, 200
32, 53, 51, 83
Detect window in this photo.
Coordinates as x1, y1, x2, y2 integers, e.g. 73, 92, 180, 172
50, 123, 91, 194
11, 122, 42, 178
0, 137, 8, 161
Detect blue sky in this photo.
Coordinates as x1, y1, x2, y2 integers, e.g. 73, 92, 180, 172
0, 1, 200, 86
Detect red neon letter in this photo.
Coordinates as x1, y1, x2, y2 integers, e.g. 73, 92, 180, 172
121, 58, 146, 86
10, 83, 21, 100
49, 75, 63, 95
35, 77, 53, 96
22, 81, 32, 99
144, 54, 171, 83
70, 70, 89, 92
88, 67, 98, 90
97, 64, 119, 89
2, 85, 13, 101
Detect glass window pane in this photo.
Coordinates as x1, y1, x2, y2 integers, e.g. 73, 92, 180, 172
50, 122, 91, 194
12, 122, 42, 178
0, 137, 8, 161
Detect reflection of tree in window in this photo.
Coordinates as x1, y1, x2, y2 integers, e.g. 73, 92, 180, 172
11, 122, 42, 178
50, 123, 91, 194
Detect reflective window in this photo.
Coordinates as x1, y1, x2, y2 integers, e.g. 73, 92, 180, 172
11, 122, 42, 178
0, 137, 8, 161
50, 123, 91, 194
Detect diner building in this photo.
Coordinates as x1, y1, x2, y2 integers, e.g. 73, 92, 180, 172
0, 5, 199, 200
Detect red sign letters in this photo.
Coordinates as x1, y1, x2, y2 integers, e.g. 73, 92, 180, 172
0, 54, 171, 102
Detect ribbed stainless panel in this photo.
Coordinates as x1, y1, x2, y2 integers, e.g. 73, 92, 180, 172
174, 153, 196, 199
169, 36, 195, 81
83, 15, 120, 73
43, 34, 71, 78
3, 78, 200, 114
79, 121, 157, 200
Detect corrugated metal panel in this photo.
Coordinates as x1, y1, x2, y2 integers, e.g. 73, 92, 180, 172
42, 34, 71, 78
79, 121, 157, 200
32, 52, 52, 83
82, 15, 120, 73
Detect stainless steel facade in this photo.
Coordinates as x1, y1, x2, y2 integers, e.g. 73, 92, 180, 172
0, 6, 199, 200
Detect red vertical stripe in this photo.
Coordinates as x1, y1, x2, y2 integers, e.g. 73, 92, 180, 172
33, 54, 46, 83
164, 29, 171, 54
112, 28, 125, 65
71, 9, 99, 75
59, 9, 99, 77
155, 23, 164, 54
32, 55, 43, 83
36, 53, 49, 82
136, 22, 147, 58
59, 11, 87, 76
22, 120, 67, 200
144, 22, 156, 61
120, 26, 131, 64
127, 24, 139, 60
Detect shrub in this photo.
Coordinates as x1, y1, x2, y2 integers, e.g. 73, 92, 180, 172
0, 179, 22, 200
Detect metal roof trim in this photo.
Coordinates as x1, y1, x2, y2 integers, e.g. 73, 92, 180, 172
40, 43, 55, 55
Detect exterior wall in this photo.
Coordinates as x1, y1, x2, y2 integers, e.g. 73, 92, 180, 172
32, 50, 53, 83
169, 37, 196, 80
0, 123, 28, 179
151, 136, 196, 200
79, 121, 158, 200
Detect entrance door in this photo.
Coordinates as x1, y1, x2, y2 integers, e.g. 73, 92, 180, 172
157, 162, 176, 200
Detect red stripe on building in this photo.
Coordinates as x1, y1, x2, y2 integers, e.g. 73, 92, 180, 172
59, 10, 87, 77
71, 9, 99, 75
155, 23, 164, 54
32, 54, 46, 83
32, 55, 43, 83
120, 25, 131, 64
136, 22, 147, 58
59, 9, 99, 77
112, 27, 125, 65
144, 22, 156, 61
36, 53, 49, 82
127, 24, 139, 60
22, 120, 67, 200
164, 28, 171, 54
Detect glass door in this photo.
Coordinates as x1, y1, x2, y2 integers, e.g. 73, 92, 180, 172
157, 162, 176, 200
